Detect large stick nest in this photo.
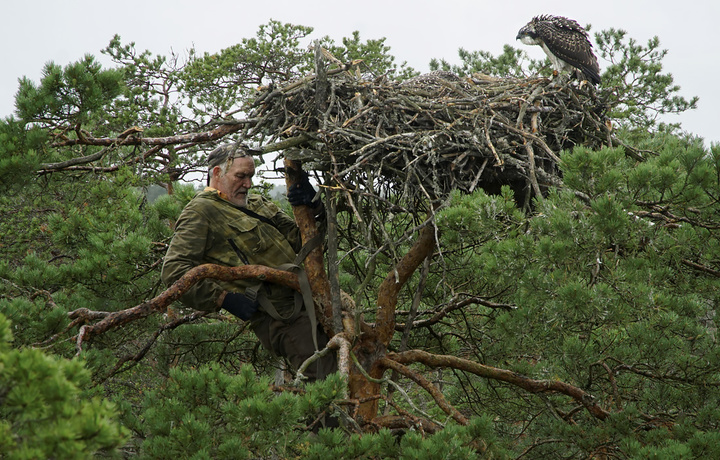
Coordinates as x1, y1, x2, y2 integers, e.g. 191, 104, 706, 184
246, 65, 611, 209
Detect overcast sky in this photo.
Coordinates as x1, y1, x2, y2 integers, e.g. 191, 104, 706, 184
2, 0, 717, 147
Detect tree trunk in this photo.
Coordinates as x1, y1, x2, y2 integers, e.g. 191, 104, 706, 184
285, 159, 438, 425
350, 221, 437, 423
283, 158, 335, 336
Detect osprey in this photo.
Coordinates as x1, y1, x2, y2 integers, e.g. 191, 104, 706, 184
516, 15, 601, 85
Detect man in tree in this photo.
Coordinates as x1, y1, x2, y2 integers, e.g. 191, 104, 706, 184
161, 143, 336, 382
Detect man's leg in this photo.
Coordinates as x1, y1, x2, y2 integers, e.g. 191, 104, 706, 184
252, 314, 337, 382
273, 314, 337, 382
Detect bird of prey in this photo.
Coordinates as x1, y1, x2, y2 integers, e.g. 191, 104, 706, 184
516, 15, 601, 85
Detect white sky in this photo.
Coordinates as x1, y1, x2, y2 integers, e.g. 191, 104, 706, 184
2, 0, 717, 148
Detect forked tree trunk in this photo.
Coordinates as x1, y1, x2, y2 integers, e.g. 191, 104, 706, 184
350, 221, 436, 422
285, 161, 437, 424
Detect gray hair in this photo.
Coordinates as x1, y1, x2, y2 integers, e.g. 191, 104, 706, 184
206, 143, 258, 184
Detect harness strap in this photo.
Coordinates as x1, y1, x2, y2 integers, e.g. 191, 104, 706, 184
246, 264, 318, 351
240, 207, 325, 352
290, 233, 323, 352
294, 233, 323, 265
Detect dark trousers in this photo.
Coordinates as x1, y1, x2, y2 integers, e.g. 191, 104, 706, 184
251, 312, 337, 383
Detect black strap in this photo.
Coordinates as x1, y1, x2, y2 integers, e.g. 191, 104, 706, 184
246, 263, 319, 351
235, 206, 278, 230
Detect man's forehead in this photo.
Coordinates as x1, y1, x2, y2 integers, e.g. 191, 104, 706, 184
226, 155, 255, 173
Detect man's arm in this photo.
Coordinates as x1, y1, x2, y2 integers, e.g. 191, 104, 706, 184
161, 209, 225, 312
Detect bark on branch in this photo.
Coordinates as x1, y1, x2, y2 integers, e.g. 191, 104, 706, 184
378, 356, 469, 425
68, 263, 299, 352
284, 157, 335, 336
388, 349, 610, 421
375, 219, 437, 346
51, 119, 255, 148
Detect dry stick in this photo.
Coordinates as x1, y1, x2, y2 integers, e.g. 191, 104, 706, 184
389, 349, 610, 420
468, 157, 489, 193
681, 259, 720, 278
294, 334, 352, 396
524, 141, 544, 200
102, 310, 211, 380
395, 295, 516, 331
591, 360, 622, 411
516, 82, 545, 127
326, 188, 344, 334
483, 114, 503, 166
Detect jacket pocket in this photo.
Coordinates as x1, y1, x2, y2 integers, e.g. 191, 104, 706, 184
227, 219, 269, 260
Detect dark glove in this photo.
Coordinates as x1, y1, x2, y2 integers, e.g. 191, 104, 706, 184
286, 175, 317, 207
222, 292, 259, 321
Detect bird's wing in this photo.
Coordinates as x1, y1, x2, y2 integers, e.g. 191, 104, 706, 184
535, 18, 601, 84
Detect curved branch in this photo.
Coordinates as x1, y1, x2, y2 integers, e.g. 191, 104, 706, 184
51, 119, 255, 147
394, 295, 516, 331
378, 356, 469, 425
388, 349, 610, 421
40, 145, 163, 175
69, 263, 299, 351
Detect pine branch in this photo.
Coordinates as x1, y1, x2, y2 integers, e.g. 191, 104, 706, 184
388, 349, 611, 421
379, 356, 469, 426
64, 263, 300, 354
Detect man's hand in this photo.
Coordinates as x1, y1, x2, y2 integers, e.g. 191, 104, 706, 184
287, 174, 317, 207
222, 292, 259, 320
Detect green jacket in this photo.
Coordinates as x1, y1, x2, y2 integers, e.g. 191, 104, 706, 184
161, 188, 302, 313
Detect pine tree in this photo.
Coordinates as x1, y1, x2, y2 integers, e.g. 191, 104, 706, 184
0, 313, 127, 458
1, 18, 717, 458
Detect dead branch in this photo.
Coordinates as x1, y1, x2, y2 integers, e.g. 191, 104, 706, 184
101, 310, 212, 380
388, 349, 610, 421
50, 118, 256, 148
68, 263, 299, 353
371, 414, 443, 434
394, 295, 516, 331
681, 259, 720, 278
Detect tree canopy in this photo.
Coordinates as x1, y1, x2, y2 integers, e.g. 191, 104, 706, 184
1, 19, 717, 459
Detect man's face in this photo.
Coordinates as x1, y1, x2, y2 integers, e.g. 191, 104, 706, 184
212, 156, 255, 207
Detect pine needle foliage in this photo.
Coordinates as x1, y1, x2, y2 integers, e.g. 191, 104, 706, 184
1, 18, 716, 459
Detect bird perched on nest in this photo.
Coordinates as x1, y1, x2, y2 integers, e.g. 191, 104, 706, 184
516, 15, 601, 85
